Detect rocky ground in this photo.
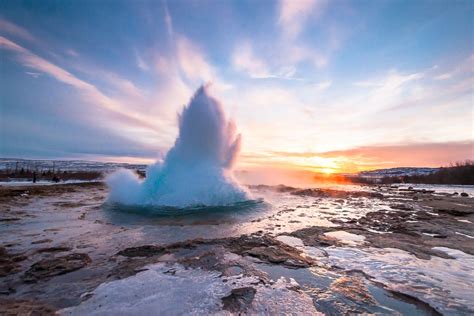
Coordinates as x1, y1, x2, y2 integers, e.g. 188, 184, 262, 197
0, 182, 473, 315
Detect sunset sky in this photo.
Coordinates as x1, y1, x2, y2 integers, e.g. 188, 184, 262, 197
1, 0, 473, 173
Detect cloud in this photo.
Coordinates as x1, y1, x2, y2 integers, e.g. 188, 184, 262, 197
136, 53, 150, 71
0, 18, 38, 44
353, 81, 380, 88
263, 140, 474, 172
163, 0, 174, 38
0, 35, 28, 52
0, 111, 160, 160
25, 71, 41, 78
176, 36, 214, 82
0, 36, 160, 134
228, 0, 336, 82
348, 69, 425, 114
71, 62, 145, 100
278, 0, 327, 39
317, 141, 474, 169
314, 80, 331, 91
232, 42, 271, 78
433, 54, 474, 81
66, 49, 79, 57
232, 42, 300, 79
434, 73, 452, 80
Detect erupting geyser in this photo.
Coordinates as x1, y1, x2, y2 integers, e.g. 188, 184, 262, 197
107, 85, 250, 207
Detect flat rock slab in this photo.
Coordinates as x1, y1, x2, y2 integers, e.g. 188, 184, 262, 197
0, 298, 55, 316
23, 253, 91, 283
222, 287, 257, 312
0, 247, 26, 277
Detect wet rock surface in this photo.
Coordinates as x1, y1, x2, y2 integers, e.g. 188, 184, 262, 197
0, 182, 473, 314
292, 188, 384, 199
291, 191, 474, 259
222, 234, 314, 268
0, 298, 55, 315
117, 234, 313, 268
23, 253, 91, 283
221, 287, 257, 312
0, 247, 26, 277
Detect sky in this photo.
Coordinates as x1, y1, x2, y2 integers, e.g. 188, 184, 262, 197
0, 0, 473, 174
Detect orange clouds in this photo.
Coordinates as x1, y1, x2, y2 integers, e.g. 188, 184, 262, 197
239, 141, 473, 174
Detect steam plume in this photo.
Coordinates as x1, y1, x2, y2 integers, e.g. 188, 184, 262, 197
107, 85, 250, 207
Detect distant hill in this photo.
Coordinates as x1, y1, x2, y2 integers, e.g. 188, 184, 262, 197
0, 158, 147, 173
354, 161, 474, 185
358, 167, 439, 179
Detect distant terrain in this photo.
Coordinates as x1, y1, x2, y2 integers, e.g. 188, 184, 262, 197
353, 161, 474, 185
1, 158, 473, 185
0, 158, 146, 183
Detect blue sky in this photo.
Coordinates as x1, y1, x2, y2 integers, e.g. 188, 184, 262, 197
0, 0, 473, 171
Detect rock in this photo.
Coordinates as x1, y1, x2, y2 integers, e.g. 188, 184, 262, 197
31, 239, 53, 244
223, 235, 314, 268
178, 251, 221, 271
23, 253, 91, 283
330, 276, 377, 305
117, 245, 165, 257
0, 217, 21, 222
118, 235, 313, 269
0, 299, 55, 315
37, 246, 72, 253
222, 287, 256, 312
390, 203, 413, 211
291, 192, 474, 259
291, 188, 383, 199
117, 239, 205, 258
460, 192, 469, 197
0, 247, 27, 277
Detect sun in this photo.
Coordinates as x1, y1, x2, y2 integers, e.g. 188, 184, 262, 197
321, 167, 335, 175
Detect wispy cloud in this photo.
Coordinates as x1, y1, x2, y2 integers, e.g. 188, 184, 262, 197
66, 49, 79, 57
314, 80, 332, 91
278, 0, 327, 39
0, 36, 160, 134
0, 18, 38, 44
434, 73, 452, 80
232, 41, 300, 79
232, 42, 271, 78
25, 71, 41, 78
176, 36, 215, 82
433, 54, 474, 81
135, 53, 149, 71
163, 0, 174, 39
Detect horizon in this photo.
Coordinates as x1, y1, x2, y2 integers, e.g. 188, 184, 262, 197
0, 155, 469, 175
1, 0, 473, 174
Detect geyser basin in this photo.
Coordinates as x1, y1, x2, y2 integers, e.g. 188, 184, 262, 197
107, 85, 251, 208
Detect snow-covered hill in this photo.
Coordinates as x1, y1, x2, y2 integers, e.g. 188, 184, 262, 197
358, 167, 439, 178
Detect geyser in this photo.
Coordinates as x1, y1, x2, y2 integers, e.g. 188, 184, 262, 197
107, 85, 250, 207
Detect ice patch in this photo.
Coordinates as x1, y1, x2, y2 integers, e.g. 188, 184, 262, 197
60, 263, 319, 315
276, 235, 305, 248
323, 231, 366, 246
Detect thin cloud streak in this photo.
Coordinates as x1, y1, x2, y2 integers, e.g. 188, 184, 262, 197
278, 0, 326, 39
0, 18, 38, 44
0, 36, 160, 133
